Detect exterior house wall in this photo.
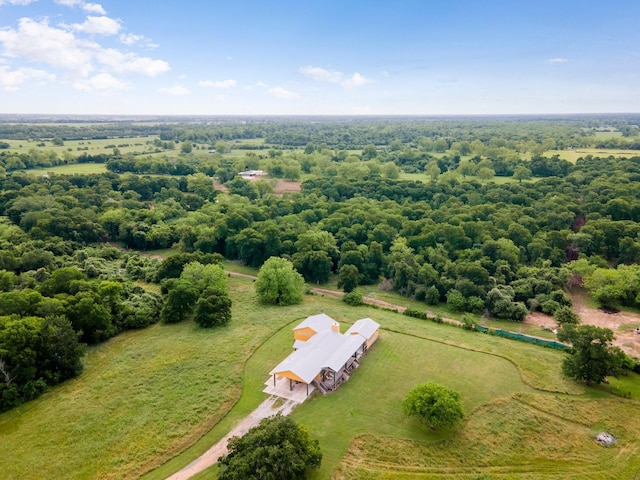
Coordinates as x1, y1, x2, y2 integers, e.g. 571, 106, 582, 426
366, 330, 379, 348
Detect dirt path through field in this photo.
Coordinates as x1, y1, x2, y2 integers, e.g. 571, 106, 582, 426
165, 396, 298, 480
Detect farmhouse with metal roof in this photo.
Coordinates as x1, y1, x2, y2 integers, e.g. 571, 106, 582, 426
266, 314, 379, 398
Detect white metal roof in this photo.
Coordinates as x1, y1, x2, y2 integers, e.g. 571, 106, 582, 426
293, 313, 337, 334
345, 318, 380, 340
270, 328, 365, 384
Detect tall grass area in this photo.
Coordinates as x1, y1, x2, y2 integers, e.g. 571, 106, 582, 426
2, 276, 637, 479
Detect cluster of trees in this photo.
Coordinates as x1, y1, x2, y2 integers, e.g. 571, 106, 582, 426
2, 117, 640, 411
0, 263, 163, 411
3, 152, 640, 324
160, 260, 231, 328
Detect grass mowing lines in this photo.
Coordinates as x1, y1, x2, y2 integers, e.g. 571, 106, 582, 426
292, 327, 531, 480
336, 392, 640, 479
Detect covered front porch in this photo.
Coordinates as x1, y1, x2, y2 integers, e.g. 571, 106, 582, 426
263, 374, 315, 403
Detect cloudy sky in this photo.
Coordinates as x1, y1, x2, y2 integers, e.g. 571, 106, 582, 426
0, 0, 639, 115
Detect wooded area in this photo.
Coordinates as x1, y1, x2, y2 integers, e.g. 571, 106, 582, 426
1, 115, 640, 412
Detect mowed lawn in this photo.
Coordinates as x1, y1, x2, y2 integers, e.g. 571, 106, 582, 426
2, 275, 638, 479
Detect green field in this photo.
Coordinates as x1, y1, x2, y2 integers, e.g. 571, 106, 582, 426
21, 162, 108, 176
2, 275, 638, 480
0, 136, 161, 156
548, 148, 640, 163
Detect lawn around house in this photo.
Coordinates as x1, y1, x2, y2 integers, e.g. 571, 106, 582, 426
2, 275, 639, 480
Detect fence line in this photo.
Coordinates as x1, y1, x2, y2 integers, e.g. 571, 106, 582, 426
475, 325, 570, 350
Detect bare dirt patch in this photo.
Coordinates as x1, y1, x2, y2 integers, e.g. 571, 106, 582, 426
272, 179, 301, 194
524, 291, 640, 357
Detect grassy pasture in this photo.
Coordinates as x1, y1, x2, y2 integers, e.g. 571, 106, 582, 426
20, 162, 108, 176
399, 171, 541, 185
0, 136, 161, 156
2, 275, 637, 480
547, 148, 640, 163
335, 393, 640, 479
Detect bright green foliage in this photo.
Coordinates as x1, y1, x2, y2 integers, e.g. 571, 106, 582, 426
584, 265, 640, 309
446, 289, 466, 312
180, 262, 226, 292
255, 257, 304, 306
343, 291, 364, 306
403, 382, 464, 429
218, 413, 322, 480
557, 324, 625, 385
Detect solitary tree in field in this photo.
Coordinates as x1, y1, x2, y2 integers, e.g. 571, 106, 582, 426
218, 414, 322, 480
403, 382, 464, 429
513, 165, 532, 183
557, 324, 625, 385
255, 257, 304, 306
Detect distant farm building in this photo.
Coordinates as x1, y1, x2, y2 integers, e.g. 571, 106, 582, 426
239, 170, 266, 179
266, 314, 379, 398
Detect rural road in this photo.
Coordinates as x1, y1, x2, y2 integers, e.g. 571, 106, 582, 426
165, 395, 298, 480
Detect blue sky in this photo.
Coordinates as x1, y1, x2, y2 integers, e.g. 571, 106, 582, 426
0, 0, 639, 115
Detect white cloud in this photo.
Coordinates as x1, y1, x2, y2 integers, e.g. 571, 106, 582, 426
198, 79, 236, 88
96, 49, 169, 76
268, 86, 300, 100
82, 3, 106, 14
54, 0, 82, 6
158, 85, 190, 96
72, 16, 121, 36
300, 65, 342, 83
343, 72, 373, 89
0, 17, 96, 76
119, 32, 158, 48
0, 65, 56, 90
300, 65, 373, 88
256, 81, 268, 88
547, 57, 569, 64
74, 72, 127, 91
0, 17, 170, 81
0, 0, 37, 5
54, 0, 107, 14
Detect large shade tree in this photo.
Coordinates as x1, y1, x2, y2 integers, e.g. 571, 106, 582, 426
557, 324, 625, 385
255, 257, 304, 306
218, 413, 322, 480
403, 382, 464, 429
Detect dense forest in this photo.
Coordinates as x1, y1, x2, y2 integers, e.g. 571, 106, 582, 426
1, 115, 640, 411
